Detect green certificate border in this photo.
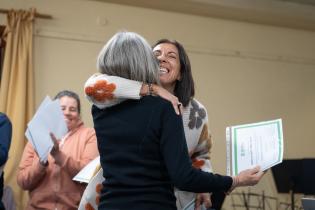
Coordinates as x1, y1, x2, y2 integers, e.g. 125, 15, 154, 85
232, 119, 283, 175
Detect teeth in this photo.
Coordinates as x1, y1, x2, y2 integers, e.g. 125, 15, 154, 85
159, 68, 168, 74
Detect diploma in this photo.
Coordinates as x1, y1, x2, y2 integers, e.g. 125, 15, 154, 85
226, 119, 283, 176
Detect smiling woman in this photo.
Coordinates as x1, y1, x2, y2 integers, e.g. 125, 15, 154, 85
17, 90, 99, 210
55, 90, 81, 131
153, 43, 181, 93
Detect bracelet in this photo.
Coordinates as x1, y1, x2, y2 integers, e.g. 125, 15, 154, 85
148, 83, 154, 96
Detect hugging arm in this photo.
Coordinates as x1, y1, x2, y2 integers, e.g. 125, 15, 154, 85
84, 73, 180, 114
159, 103, 232, 193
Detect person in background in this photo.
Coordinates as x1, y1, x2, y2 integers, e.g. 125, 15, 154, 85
0, 113, 12, 210
17, 90, 99, 210
85, 31, 263, 210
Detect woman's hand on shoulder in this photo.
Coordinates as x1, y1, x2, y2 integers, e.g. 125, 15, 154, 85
150, 84, 182, 115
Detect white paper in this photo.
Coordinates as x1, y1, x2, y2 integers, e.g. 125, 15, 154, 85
29, 97, 67, 139
25, 96, 68, 162
25, 128, 36, 150
73, 156, 100, 183
226, 119, 283, 176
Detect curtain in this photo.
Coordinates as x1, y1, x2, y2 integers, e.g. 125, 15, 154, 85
0, 8, 36, 210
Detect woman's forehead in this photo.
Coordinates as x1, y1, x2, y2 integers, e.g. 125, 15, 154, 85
60, 96, 78, 107
153, 43, 178, 53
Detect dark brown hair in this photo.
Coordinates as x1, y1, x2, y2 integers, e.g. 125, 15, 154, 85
152, 39, 195, 107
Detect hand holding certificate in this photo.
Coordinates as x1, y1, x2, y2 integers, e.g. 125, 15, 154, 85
226, 119, 283, 176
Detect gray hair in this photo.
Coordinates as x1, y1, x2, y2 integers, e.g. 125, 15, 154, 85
54, 90, 81, 114
97, 31, 160, 84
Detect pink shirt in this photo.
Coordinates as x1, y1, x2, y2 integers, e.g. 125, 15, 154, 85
17, 122, 99, 210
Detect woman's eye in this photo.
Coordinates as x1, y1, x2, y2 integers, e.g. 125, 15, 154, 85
70, 108, 78, 113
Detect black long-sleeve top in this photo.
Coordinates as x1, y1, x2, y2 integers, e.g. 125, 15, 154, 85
92, 96, 232, 210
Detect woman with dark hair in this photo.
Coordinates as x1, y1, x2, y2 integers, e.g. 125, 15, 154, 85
153, 39, 195, 107
82, 31, 263, 210
17, 90, 99, 210
151, 39, 211, 208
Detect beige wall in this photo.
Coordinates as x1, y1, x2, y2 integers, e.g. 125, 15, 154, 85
1, 0, 315, 209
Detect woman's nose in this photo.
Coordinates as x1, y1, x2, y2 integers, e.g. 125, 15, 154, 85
63, 109, 70, 115
157, 54, 166, 62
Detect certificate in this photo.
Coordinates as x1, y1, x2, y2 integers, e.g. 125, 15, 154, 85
226, 119, 283, 176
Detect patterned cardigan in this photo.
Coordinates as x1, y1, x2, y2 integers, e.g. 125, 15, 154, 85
79, 73, 213, 210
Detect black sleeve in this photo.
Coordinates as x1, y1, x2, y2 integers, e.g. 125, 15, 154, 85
0, 114, 12, 166
159, 103, 232, 193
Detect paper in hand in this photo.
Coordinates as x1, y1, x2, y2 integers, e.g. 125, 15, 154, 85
25, 96, 68, 162
226, 119, 283, 176
73, 156, 101, 183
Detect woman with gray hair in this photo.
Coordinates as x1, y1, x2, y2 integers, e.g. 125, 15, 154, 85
91, 31, 263, 210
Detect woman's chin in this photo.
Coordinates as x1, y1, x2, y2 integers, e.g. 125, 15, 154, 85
66, 123, 73, 131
